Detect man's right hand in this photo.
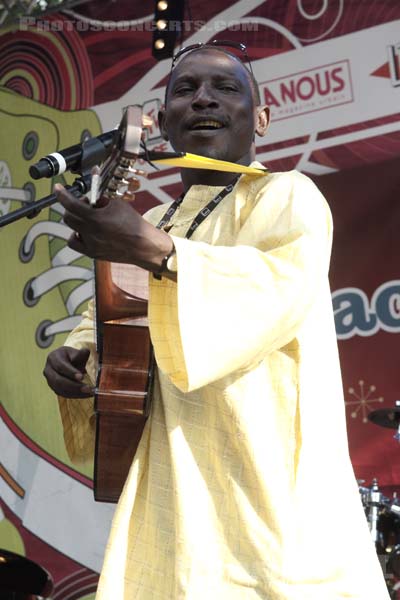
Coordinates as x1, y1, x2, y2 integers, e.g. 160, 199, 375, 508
43, 346, 94, 398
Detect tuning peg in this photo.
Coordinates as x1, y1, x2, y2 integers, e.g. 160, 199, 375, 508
124, 192, 136, 201
142, 115, 154, 129
111, 175, 132, 189
114, 179, 130, 195
126, 178, 140, 192
115, 188, 136, 201
115, 165, 148, 180
89, 165, 101, 206
115, 166, 133, 178
132, 168, 148, 178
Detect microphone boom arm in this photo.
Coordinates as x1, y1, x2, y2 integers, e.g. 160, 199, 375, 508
0, 175, 91, 228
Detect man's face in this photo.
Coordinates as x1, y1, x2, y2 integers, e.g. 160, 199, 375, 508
160, 49, 259, 165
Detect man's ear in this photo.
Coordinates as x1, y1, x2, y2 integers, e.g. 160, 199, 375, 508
255, 105, 270, 138
158, 109, 169, 141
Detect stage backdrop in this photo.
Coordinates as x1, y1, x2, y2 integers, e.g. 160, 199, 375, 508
1, 1, 399, 597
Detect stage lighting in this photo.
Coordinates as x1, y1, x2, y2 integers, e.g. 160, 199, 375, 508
156, 19, 168, 30
152, 0, 185, 61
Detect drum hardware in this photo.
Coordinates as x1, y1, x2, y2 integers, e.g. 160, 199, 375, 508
359, 478, 400, 588
368, 401, 400, 441
359, 478, 391, 548
370, 479, 383, 545
0, 548, 54, 598
388, 545, 400, 579
364, 404, 400, 596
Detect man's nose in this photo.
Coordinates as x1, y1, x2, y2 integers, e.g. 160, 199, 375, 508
191, 84, 219, 109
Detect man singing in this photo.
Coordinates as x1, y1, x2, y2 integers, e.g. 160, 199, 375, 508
44, 43, 389, 599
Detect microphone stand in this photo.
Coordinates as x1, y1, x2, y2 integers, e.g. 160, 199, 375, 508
0, 175, 91, 229
0, 128, 114, 228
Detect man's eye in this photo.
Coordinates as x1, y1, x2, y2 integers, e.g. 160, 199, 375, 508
173, 86, 193, 95
219, 85, 238, 92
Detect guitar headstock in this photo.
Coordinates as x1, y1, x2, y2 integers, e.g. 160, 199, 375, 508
90, 105, 151, 206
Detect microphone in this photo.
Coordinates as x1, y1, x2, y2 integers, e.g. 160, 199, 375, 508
29, 130, 117, 180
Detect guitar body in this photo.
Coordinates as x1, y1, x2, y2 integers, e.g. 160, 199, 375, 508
92, 106, 154, 503
94, 261, 153, 503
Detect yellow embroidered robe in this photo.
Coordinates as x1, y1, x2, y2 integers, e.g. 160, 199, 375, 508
59, 168, 389, 599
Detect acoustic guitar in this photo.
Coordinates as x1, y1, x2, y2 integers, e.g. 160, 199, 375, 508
91, 105, 153, 503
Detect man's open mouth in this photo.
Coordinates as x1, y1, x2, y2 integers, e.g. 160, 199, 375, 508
189, 120, 225, 131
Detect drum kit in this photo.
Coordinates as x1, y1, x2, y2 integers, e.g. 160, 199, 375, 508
360, 403, 400, 597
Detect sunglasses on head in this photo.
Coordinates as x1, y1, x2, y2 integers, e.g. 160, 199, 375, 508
171, 39, 255, 79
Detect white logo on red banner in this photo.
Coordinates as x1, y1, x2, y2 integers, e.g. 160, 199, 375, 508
259, 60, 353, 121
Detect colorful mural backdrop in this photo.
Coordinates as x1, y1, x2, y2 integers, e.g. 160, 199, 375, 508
1, 1, 399, 596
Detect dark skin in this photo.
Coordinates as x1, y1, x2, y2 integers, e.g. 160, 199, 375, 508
160, 48, 268, 189
43, 48, 269, 398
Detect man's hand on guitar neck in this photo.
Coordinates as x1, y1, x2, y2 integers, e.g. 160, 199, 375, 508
54, 184, 177, 281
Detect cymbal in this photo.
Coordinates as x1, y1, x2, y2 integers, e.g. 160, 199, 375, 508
368, 408, 400, 429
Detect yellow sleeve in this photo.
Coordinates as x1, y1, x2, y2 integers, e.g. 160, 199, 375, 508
57, 299, 97, 465
148, 171, 333, 392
